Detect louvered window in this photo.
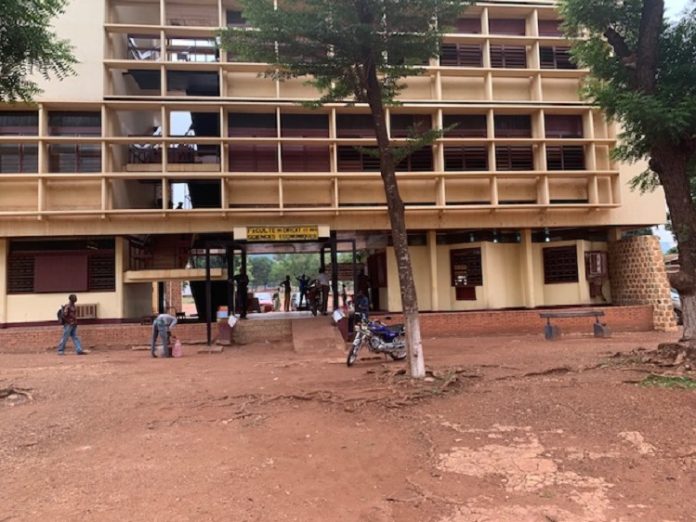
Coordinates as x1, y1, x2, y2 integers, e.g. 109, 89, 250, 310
0, 144, 38, 173
538, 20, 563, 37
540, 46, 575, 69
48, 111, 101, 173
546, 146, 585, 170
545, 115, 583, 138
396, 147, 433, 171
337, 147, 380, 171
440, 44, 483, 67
490, 45, 527, 68
390, 115, 431, 138
444, 147, 488, 171
88, 254, 116, 291
443, 115, 487, 137
281, 114, 330, 172
495, 115, 532, 137
228, 113, 278, 172
7, 255, 34, 293
543, 246, 579, 284
337, 114, 374, 138
495, 146, 534, 170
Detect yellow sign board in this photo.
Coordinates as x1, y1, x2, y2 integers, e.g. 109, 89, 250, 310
246, 225, 320, 242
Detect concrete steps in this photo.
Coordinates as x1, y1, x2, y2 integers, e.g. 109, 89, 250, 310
291, 316, 345, 354
231, 318, 292, 345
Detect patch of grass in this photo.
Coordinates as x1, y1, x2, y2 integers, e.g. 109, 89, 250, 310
640, 374, 696, 390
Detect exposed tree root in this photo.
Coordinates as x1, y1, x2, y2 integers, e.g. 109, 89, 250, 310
0, 387, 33, 402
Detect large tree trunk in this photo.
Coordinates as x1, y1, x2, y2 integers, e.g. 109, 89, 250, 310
651, 149, 696, 343
363, 64, 426, 378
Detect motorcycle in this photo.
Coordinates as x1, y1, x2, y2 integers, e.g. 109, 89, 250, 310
346, 314, 407, 367
306, 280, 322, 316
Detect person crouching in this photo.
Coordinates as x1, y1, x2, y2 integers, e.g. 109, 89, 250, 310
150, 313, 177, 358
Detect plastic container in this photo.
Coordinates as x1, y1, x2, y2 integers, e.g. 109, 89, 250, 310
172, 339, 183, 358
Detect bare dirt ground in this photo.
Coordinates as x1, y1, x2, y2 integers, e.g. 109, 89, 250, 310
1, 330, 695, 521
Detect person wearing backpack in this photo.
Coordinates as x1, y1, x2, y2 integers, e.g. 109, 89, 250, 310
57, 294, 86, 356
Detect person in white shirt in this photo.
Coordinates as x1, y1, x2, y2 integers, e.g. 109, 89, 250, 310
317, 268, 330, 315
150, 313, 178, 358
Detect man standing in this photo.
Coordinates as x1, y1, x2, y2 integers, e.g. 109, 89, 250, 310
280, 275, 292, 312
317, 268, 330, 315
150, 313, 177, 358
57, 294, 86, 356
296, 274, 309, 308
234, 269, 249, 319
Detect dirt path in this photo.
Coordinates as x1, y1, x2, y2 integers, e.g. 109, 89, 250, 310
1, 331, 695, 521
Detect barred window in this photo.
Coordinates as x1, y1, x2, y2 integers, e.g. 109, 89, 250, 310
444, 147, 488, 171
450, 248, 483, 287
543, 246, 579, 284
440, 43, 483, 67
7, 255, 35, 293
490, 45, 527, 68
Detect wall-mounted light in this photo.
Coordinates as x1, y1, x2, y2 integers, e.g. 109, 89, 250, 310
544, 228, 551, 243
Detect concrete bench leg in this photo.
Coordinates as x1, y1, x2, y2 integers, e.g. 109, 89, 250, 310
544, 324, 561, 340
593, 322, 611, 338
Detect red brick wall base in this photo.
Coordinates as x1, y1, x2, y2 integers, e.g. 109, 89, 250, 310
0, 305, 654, 354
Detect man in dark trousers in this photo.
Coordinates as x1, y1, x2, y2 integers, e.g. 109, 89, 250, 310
296, 274, 310, 308
57, 294, 86, 355
317, 268, 330, 315
280, 275, 292, 311
234, 269, 249, 319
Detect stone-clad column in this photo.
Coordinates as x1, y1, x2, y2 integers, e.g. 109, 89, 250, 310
608, 235, 676, 331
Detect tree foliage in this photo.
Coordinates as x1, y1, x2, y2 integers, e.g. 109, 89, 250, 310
0, 0, 76, 102
561, 0, 696, 196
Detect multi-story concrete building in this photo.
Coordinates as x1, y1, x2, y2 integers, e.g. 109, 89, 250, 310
0, 0, 674, 329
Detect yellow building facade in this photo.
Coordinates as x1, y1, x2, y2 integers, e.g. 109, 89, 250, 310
0, 0, 668, 325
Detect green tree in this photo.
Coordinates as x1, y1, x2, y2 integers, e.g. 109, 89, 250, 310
0, 0, 76, 102
560, 0, 696, 343
268, 254, 321, 287
222, 0, 468, 377
248, 256, 274, 287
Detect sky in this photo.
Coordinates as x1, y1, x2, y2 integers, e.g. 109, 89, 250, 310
666, 0, 691, 17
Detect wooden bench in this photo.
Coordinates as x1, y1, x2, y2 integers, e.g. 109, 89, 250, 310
539, 310, 610, 340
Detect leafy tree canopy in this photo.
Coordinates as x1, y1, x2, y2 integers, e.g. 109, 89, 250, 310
0, 0, 76, 102
560, 0, 696, 198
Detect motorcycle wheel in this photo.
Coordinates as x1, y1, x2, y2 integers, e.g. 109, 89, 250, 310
389, 350, 407, 361
346, 338, 361, 367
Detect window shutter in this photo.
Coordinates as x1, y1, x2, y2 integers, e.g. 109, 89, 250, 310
543, 246, 579, 284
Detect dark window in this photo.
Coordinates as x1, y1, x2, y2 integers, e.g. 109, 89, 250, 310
337, 146, 380, 171
7, 248, 115, 294
495, 146, 534, 170
280, 114, 329, 137
337, 114, 374, 138
49, 144, 101, 173
440, 44, 483, 67
7, 255, 34, 293
443, 115, 487, 137
538, 20, 563, 37
228, 113, 278, 172
451, 248, 483, 292
540, 46, 574, 69
226, 10, 246, 26
489, 19, 526, 36
546, 146, 585, 170
0, 111, 38, 134
281, 145, 330, 172
545, 115, 583, 138
454, 18, 481, 33
48, 112, 100, 136
0, 144, 38, 173
490, 45, 527, 68
88, 254, 117, 290
495, 115, 532, 137
543, 246, 579, 284
396, 147, 433, 171
444, 147, 488, 171
390, 115, 431, 138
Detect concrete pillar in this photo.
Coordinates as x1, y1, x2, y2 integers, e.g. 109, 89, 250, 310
115, 237, 126, 319
427, 230, 439, 311
0, 239, 7, 324
521, 229, 537, 308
